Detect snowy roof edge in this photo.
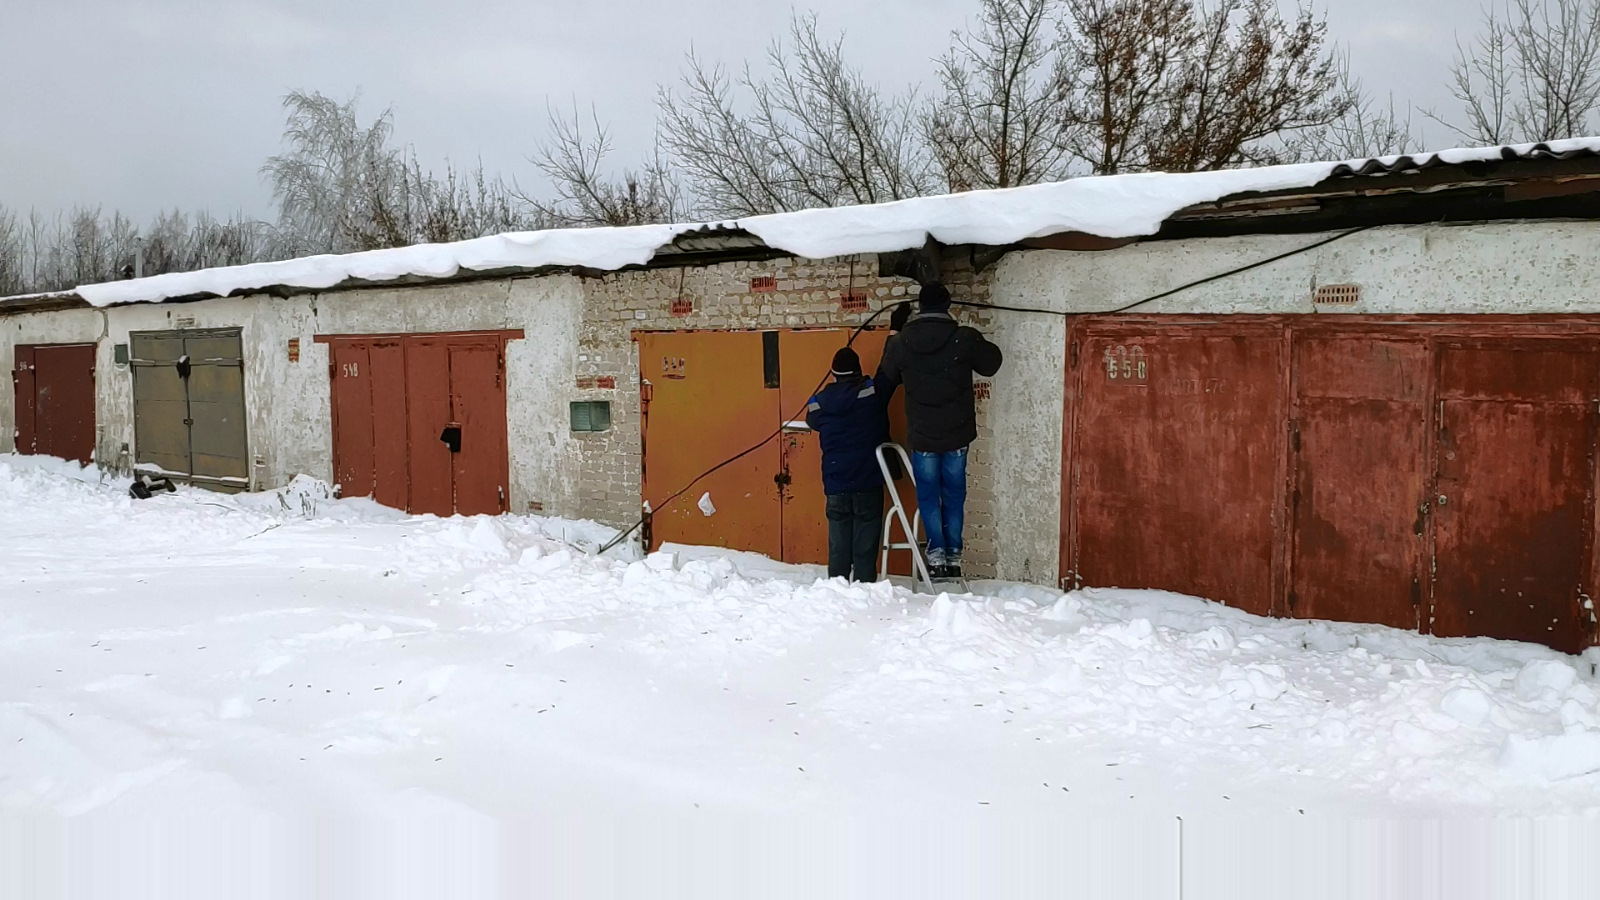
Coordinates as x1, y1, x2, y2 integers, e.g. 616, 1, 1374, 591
33, 137, 1600, 309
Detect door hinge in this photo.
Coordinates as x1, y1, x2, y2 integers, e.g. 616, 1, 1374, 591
498, 485, 506, 512
1069, 341, 1079, 369
1289, 419, 1300, 452
1411, 577, 1422, 608
1287, 591, 1298, 615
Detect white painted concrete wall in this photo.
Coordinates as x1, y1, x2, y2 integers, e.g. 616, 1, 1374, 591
985, 220, 1600, 587
3, 275, 584, 516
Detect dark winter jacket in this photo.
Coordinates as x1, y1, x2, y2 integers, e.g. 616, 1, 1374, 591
805, 374, 891, 495
877, 313, 1003, 453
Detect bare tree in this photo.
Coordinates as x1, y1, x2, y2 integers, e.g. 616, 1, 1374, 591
657, 13, 935, 217
0, 207, 23, 297
1058, 0, 1348, 174
528, 104, 683, 226
927, 0, 1070, 191
1289, 55, 1420, 161
1430, 0, 1600, 144
262, 90, 537, 255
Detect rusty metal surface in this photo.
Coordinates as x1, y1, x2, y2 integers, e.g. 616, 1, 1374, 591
370, 341, 409, 511
1070, 326, 1285, 616
11, 344, 95, 464
1061, 316, 1600, 653
1289, 336, 1428, 630
331, 341, 375, 499
1431, 342, 1596, 653
448, 341, 509, 516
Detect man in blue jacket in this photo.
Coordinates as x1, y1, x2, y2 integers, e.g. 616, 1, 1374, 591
806, 346, 891, 582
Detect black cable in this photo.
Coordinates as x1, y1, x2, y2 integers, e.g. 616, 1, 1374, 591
597, 223, 1377, 555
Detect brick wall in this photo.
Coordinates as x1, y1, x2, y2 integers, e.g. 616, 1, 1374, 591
570, 253, 1002, 576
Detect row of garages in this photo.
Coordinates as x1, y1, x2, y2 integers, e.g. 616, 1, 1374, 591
8, 150, 1600, 653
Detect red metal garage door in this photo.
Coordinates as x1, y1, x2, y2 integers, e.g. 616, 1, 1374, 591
324, 331, 518, 516
1288, 334, 1429, 630
1061, 316, 1600, 653
1431, 341, 1597, 653
1067, 326, 1284, 616
12, 344, 96, 464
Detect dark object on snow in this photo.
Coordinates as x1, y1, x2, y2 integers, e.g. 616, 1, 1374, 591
440, 424, 462, 453
129, 474, 177, 500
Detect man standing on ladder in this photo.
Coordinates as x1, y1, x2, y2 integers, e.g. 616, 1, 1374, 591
878, 282, 1003, 581
806, 346, 892, 582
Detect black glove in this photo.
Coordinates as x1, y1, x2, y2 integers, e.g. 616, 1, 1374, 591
888, 301, 912, 333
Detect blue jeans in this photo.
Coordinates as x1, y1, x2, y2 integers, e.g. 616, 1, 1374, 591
912, 448, 968, 565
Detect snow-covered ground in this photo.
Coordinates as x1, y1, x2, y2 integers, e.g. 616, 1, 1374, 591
2, 454, 1598, 899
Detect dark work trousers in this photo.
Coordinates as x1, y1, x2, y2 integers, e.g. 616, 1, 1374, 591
826, 490, 884, 582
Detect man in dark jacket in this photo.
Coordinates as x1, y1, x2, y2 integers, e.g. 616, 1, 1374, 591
805, 347, 891, 582
877, 282, 1003, 580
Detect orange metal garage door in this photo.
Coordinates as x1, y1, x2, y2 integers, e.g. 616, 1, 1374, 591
638, 328, 910, 567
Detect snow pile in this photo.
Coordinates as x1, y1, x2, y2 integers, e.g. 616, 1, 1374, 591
4, 454, 1600, 827
68, 138, 1600, 308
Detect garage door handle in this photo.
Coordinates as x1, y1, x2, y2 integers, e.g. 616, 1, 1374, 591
440, 425, 462, 453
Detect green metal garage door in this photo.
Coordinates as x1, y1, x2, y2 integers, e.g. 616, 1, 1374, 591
130, 329, 249, 492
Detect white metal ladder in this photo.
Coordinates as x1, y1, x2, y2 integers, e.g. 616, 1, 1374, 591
876, 442, 936, 592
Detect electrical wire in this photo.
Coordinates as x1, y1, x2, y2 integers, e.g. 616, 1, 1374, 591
596, 223, 1378, 555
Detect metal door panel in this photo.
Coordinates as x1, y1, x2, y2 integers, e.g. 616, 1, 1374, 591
12, 346, 35, 454
1433, 343, 1596, 652
183, 333, 247, 483
448, 342, 508, 516
330, 341, 375, 499
640, 331, 782, 558
31, 345, 96, 464
773, 329, 909, 568
779, 329, 854, 565
1289, 336, 1428, 630
369, 341, 409, 510
130, 345, 192, 477
1072, 328, 1283, 615
405, 339, 454, 516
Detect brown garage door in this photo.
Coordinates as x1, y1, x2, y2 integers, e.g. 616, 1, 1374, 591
1062, 317, 1599, 653
326, 332, 516, 516
130, 329, 249, 491
1431, 341, 1598, 652
12, 343, 96, 464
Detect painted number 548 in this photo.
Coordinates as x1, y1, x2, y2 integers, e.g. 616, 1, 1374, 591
342, 362, 360, 378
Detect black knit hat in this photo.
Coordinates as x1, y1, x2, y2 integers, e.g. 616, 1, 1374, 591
831, 346, 862, 376
918, 281, 952, 312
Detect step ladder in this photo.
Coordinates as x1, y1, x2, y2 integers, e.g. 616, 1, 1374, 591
876, 442, 936, 592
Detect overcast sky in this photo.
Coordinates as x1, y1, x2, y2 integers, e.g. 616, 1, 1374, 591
3, 0, 1481, 223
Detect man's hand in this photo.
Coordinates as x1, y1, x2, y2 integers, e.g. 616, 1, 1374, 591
888, 301, 912, 333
